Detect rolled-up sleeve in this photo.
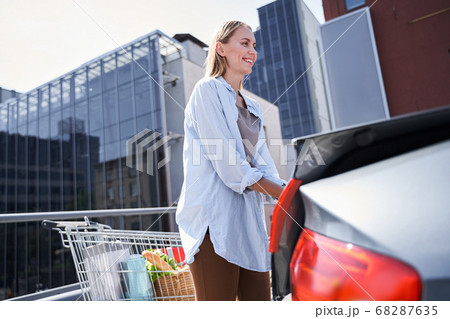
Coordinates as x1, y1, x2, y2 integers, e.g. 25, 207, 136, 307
187, 79, 263, 194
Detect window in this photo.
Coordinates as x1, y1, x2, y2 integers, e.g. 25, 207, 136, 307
133, 40, 150, 79
128, 167, 137, 177
17, 98, 27, 127
134, 77, 151, 116
129, 182, 137, 197
104, 125, 119, 144
88, 62, 101, 97
119, 185, 125, 198
88, 95, 102, 131
103, 89, 118, 127
117, 52, 132, 86
118, 83, 133, 122
136, 113, 152, 133
119, 119, 135, 141
74, 71, 87, 102
107, 187, 114, 200
103, 56, 116, 92
106, 166, 115, 182
345, 0, 365, 10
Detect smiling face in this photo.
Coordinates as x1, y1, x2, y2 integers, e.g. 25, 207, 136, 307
216, 25, 257, 79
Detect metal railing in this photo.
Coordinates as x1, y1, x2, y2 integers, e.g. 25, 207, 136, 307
0, 207, 177, 301
6, 283, 83, 301
0, 204, 275, 300
0, 206, 177, 225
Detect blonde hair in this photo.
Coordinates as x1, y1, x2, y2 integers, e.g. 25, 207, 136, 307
205, 21, 252, 90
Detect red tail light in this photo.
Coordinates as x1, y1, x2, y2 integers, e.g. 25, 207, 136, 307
269, 178, 302, 253
290, 230, 422, 301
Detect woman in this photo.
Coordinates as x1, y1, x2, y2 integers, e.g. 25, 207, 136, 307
175, 21, 286, 301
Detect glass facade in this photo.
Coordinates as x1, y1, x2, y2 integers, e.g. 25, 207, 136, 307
345, 0, 366, 11
0, 31, 184, 299
245, 0, 317, 140
0, 35, 168, 214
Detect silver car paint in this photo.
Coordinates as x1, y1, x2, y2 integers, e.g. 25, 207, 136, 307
299, 139, 450, 289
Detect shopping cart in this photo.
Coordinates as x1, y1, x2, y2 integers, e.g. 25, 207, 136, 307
42, 217, 195, 301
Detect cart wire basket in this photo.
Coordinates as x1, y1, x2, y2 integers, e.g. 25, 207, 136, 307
42, 217, 195, 301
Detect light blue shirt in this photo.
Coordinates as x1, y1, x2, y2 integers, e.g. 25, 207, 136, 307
175, 76, 286, 272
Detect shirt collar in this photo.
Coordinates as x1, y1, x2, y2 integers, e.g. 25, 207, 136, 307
216, 76, 261, 118
216, 76, 234, 92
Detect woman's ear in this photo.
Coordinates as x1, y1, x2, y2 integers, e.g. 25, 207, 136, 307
215, 42, 225, 57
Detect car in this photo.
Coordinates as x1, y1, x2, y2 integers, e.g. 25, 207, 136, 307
269, 105, 450, 301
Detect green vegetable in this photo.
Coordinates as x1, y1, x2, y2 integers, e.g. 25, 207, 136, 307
145, 249, 178, 283
152, 249, 178, 270
145, 260, 171, 283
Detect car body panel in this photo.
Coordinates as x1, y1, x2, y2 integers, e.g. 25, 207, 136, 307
293, 106, 450, 184
270, 105, 450, 300
300, 139, 450, 300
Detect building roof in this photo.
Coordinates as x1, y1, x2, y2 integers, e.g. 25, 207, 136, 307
173, 33, 208, 48
0, 30, 185, 101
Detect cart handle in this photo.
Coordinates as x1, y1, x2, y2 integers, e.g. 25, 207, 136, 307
41, 220, 88, 230
41, 216, 104, 231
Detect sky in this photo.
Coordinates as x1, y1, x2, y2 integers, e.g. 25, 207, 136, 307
0, 0, 325, 93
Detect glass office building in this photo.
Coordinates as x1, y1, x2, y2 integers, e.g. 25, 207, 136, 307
0, 30, 187, 214
0, 30, 185, 299
245, 0, 317, 140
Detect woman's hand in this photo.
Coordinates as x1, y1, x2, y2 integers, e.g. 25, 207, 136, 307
248, 177, 285, 199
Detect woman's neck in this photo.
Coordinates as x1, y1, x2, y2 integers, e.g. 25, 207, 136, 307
222, 72, 242, 94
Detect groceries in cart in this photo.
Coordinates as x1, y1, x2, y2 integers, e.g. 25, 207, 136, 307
41, 217, 195, 301
142, 249, 194, 301
83, 241, 136, 301
120, 254, 154, 301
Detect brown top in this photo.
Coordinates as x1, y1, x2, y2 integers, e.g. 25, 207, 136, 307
236, 104, 259, 166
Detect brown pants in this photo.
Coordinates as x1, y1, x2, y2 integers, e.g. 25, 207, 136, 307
189, 233, 271, 301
